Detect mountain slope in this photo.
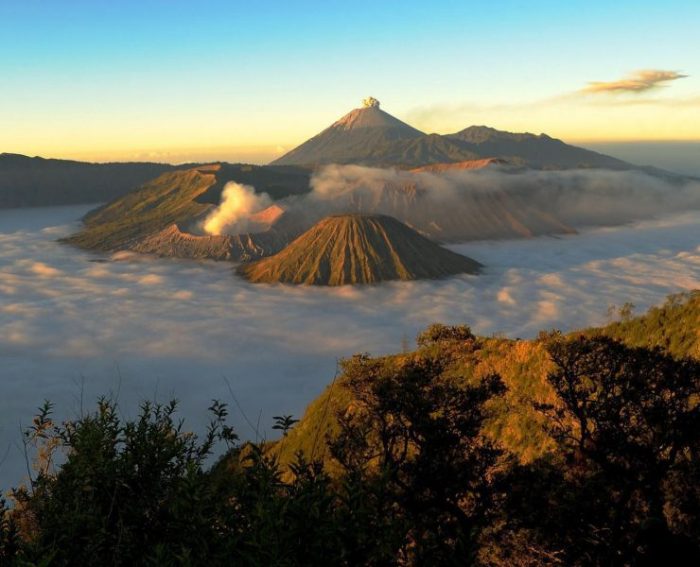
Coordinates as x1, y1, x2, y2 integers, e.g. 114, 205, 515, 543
238, 214, 481, 285
271, 102, 425, 166
410, 157, 509, 173
65, 163, 311, 254
131, 222, 291, 262
298, 171, 574, 242
274, 292, 700, 469
0, 153, 179, 208
269, 101, 646, 170
447, 126, 629, 169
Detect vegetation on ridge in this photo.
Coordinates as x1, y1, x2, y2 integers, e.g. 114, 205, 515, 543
276, 292, 700, 471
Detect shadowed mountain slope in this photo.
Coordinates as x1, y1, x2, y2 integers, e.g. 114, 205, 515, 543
0, 153, 180, 208
302, 171, 575, 242
238, 214, 481, 286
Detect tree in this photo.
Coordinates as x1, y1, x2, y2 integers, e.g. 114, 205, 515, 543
12, 398, 236, 565
533, 335, 700, 564
330, 351, 506, 565
0, 498, 21, 564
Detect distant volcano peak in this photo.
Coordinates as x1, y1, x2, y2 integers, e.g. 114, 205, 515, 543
269, 100, 636, 170
270, 100, 424, 166
331, 104, 422, 133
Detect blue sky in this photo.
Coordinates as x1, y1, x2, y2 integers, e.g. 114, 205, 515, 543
1, 0, 698, 162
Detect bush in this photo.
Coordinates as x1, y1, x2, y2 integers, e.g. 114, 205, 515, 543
417, 323, 476, 347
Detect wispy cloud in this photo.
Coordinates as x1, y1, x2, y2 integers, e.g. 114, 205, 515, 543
581, 69, 688, 94
404, 70, 697, 132
581, 94, 700, 107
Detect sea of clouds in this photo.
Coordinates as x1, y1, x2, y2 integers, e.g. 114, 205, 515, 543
1, 204, 700, 487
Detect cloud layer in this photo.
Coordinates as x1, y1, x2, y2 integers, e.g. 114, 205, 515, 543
1, 205, 700, 487
253, 165, 700, 242
581, 69, 688, 94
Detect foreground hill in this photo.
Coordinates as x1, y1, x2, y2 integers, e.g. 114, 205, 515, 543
238, 214, 481, 285
271, 99, 638, 170
275, 291, 700, 467
0, 153, 180, 208
587, 291, 700, 358
10, 312, 700, 565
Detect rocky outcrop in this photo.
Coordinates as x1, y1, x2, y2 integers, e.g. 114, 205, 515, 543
131, 223, 291, 262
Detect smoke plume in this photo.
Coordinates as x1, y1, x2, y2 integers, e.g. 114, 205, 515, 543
203, 182, 272, 235
273, 165, 700, 241
202, 165, 700, 245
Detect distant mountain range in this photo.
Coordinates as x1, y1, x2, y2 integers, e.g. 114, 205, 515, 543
271, 100, 630, 170
3, 98, 684, 209
0, 153, 179, 208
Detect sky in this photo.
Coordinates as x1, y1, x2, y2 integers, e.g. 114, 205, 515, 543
1, 0, 699, 163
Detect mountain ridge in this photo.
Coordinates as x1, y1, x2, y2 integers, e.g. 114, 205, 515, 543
0, 153, 181, 208
270, 100, 663, 171
64, 163, 311, 254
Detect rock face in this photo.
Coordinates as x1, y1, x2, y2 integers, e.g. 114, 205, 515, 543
132, 223, 290, 262
238, 214, 481, 286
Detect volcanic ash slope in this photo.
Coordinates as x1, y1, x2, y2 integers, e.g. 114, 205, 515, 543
238, 214, 481, 286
